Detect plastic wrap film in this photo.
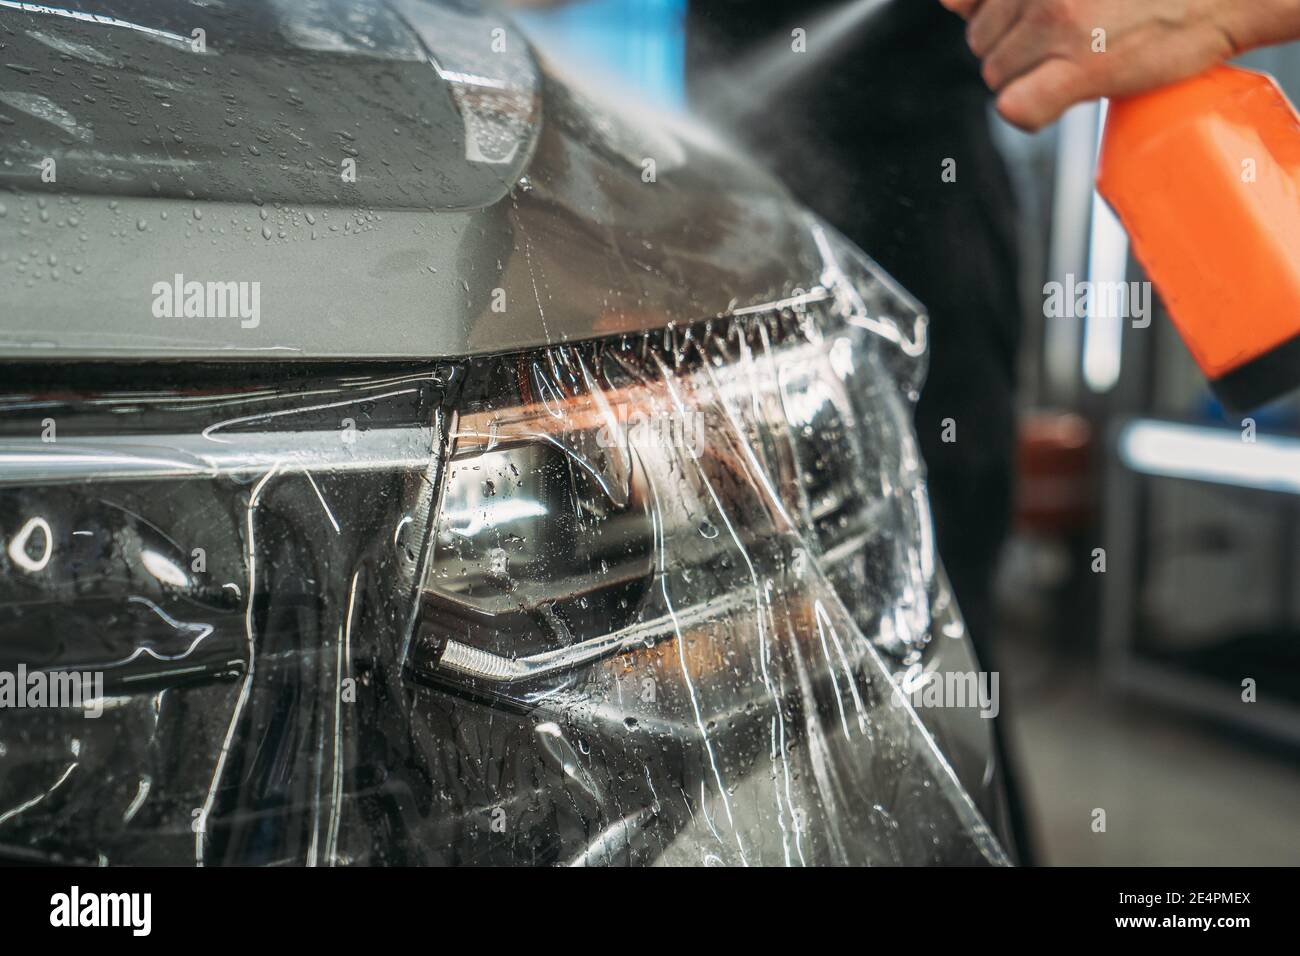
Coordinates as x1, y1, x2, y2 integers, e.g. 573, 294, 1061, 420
0, 0, 1008, 867
0, 237, 1009, 865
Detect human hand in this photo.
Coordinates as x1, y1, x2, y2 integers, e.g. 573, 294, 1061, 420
940, 0, 1300, 130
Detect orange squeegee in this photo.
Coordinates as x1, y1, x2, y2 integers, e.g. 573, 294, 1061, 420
1097, 65, 1300, 410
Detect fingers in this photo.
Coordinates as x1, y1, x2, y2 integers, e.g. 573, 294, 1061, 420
963, 0, 1247, 129
980, 15, 1063, 92
966, 0, 1024, 58
992, 16, 1240, 130
995, 57, 1095, 131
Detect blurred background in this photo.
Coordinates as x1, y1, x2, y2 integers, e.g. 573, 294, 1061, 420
506, 0, 1300, 865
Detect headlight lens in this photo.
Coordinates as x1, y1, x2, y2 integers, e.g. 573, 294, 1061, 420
0, 229, 1007, 866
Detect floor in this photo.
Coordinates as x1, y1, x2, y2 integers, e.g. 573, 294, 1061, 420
1003, 659, 1300, 866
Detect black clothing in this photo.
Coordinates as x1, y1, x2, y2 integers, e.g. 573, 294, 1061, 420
687, 0, 1019, 665
688, 0, 1029, 861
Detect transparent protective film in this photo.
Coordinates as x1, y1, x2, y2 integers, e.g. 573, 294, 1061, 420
0, 285, 1007, 867
0, 367, 450, 865
410, 304, 1007, 866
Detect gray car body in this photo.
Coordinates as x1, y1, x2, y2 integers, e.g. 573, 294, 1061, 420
0, 0, 821, 360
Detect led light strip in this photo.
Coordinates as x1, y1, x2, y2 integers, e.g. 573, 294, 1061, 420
1118, 418, 1300, 495
433, 516, 885, 686
0, 428, 436, 485
436, 590, 753, 684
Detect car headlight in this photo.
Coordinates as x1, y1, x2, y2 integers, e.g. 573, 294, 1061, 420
0, 226, 1005, 866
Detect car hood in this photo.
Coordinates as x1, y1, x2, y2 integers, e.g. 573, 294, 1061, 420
0, 0, 828, 360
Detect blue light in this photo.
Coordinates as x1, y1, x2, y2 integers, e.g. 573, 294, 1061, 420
516, 0, 687, 109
